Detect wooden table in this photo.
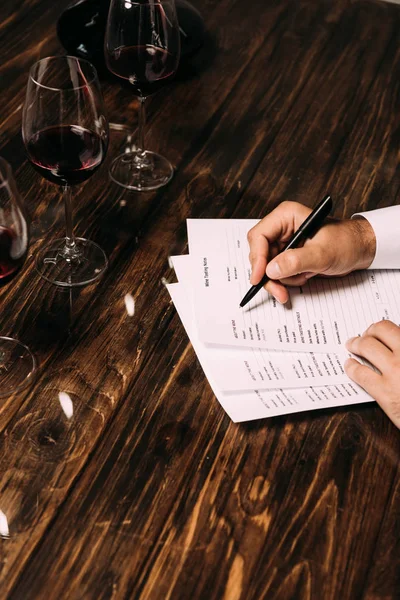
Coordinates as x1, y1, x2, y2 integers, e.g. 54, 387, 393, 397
1, 0, 400, 598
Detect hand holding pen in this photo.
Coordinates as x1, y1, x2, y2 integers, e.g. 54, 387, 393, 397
241, 196, 377, 307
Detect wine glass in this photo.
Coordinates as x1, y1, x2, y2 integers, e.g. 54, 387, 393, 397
0, 158, 36, 397
22, 56, 109, 287
105, 0, 181, 191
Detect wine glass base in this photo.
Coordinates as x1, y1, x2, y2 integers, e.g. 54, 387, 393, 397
109, 151, 174, 191
35, 237, 108, 287
0, 337, 37, 398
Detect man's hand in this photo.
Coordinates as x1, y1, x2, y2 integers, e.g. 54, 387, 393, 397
345, 321, 400, 429
247, 201, 376, 303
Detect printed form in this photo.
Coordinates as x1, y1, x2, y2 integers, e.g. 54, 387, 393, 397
166, 281, 373, 423
187, 219, 400, 352
171, 254, 354, 391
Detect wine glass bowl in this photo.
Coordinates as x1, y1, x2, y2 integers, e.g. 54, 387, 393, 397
22, 56, 109, 287
105, 0, 181, 191
0, 157, 36, 397
0, 158, 29, 284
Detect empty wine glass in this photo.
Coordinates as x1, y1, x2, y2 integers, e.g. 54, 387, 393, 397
105, 0, 181, 191
0, 158, 36, 397
22, 56, 109, 287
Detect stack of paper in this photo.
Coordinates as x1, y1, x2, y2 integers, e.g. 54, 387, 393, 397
166, 219, 400, 422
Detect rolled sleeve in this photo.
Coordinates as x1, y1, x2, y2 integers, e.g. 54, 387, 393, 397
352, 206, 400, 269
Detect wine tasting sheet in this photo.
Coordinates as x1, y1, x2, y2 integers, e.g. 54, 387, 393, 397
171, 254, 355, 391
187, 219, 400, 352
166, 280, 373, 423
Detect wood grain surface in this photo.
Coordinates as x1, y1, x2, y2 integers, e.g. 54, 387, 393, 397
0, 0, 400, 598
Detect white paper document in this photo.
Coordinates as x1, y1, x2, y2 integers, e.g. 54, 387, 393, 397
166, 282, 373, 423
187, 219, 400, 352
163, 218, 400, 422
171, 254, 354, 391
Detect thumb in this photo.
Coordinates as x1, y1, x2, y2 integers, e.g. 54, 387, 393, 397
266, 247, 325, 280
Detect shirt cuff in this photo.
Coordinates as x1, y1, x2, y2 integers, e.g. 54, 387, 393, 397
352, 206, 400, 269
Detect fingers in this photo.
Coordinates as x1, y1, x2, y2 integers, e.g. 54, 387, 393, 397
345, 358, 400, 429
346, 334, 392, 372
346, 321, 400, 370
249, 253, 268, 286
248, 205, 373, 292
264, 280, 289, 304
278, 274, 309, 287
364, 320, 400, 351
248, 223, 269, 286
266, 246, 327, 280
346, 321, 400, 429
344, 358, 383, 398
247, 202, 311, 285
248, 201, 312, 247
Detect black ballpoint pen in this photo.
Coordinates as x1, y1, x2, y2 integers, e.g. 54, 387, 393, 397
240, 194, 333, 308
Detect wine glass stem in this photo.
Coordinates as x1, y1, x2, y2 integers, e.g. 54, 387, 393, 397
63, 184, 76, 251
137, 96, 146, 155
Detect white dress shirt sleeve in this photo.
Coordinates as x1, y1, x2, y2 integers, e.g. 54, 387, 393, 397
352, 206, 400, 269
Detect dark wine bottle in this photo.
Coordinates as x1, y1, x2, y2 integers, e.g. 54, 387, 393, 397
57, 0, 205, 78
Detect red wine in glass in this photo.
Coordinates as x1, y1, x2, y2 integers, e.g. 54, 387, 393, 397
22, 56, 109, 288
107, 45, 177, 97
26, 125, 107, 186
0, 226, 26, 286
0, 157, 36, 398
56, 0, 205, 78
104, 0, 181, 191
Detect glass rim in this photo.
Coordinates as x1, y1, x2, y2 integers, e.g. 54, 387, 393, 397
28, 55, 99, 92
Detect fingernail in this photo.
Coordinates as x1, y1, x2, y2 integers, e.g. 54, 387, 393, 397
267, 262, 281, 279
